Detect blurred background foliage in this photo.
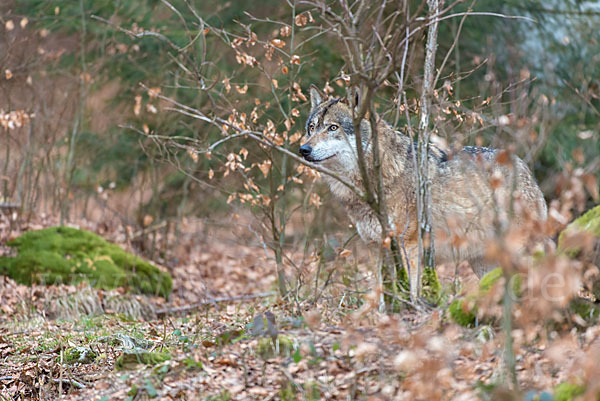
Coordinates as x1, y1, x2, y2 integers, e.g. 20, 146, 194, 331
1, 0, 599, 259
449, 0, 600, 190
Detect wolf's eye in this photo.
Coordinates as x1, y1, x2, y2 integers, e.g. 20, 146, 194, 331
308, 123, 315, 132
328, 124, 338, 131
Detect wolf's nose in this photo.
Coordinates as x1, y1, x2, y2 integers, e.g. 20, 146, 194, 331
299, 144, 312, 158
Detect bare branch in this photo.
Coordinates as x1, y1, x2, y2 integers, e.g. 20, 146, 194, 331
140, 84, 366, 198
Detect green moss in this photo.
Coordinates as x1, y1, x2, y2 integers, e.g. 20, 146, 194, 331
279, 380, 320, 401
279, 381, 296, 401
569, 205, 600, 235
397, 262, 409, 290
256, 335, 295, 359
305, 381, 321, 401
449, 297, 477, 327
115, 350, 171, 370
217, 329, 245, 345
479, 267, 522, 296
182, 357, 203, 371
479, 268, 504, 293
533, 250, 546, 262
383, 261, 408, 294
553, 382, 586, 401
385, 264, 442, 309
0, 226, 172, 298
450, 268, 524, 327
449, 269, 499, 327
63, 346, 97, 364
422, 267, 442, 305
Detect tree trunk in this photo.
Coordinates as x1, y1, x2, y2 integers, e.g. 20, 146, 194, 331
413, 0, 440, 301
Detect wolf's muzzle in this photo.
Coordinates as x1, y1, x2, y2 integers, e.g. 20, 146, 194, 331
299, 144, 312, 159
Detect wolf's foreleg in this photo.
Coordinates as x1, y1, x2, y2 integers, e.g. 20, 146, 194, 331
355, 219, 382, 243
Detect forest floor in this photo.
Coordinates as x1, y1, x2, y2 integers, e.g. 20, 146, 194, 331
0, 213, 598, 401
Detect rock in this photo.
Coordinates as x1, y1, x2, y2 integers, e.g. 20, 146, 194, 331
0, 226, 172, 298
115, 350, 171, 370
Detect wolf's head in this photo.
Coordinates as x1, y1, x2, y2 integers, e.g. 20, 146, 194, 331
299, 85, 371, 174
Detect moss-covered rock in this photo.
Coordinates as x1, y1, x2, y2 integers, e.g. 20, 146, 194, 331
558, 205, 600, 255
479, 268, 503, 293
553, 382, 586, 401
115, 350, 171, 370
63, 346, 97, 364
0, 226, 172, 298
558, 205, 600, 299
479, 267, 522, 296
449, 268, 520, 327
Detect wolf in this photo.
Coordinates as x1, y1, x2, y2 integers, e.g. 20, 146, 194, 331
299, 85, 548, 278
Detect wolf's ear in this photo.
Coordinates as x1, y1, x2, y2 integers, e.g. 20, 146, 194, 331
309, 84, 324, 109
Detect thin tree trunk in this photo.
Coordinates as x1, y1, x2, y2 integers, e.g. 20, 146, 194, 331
413, 0, 440, 301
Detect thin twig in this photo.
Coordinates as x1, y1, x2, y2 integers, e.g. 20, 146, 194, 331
433, 1, 474, 88
416, 10, 536, 23
383, 291, 424, 311
90, 15, 182, 51
156, 291, 277, 315
51, 378, 86, 389
131, 220, 168, 238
